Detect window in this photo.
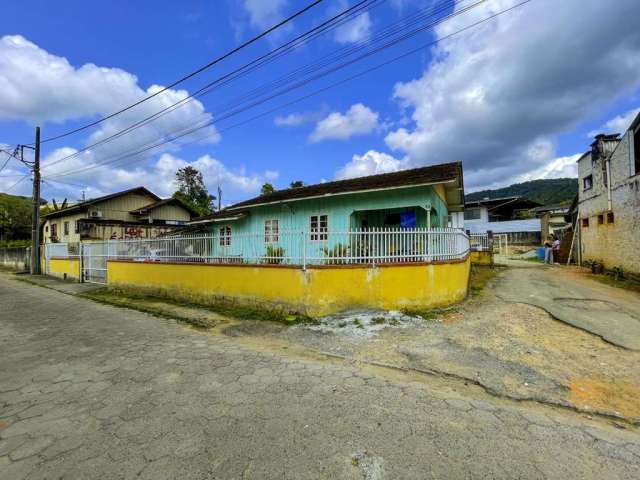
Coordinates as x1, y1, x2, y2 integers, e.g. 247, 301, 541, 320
75, 221, 80, 234
51, 223, 58, 238
607, 211, 615, 224
464, 207, 481, 221
582, 218, 589, 228
597, 214, 604, 225
264, 219, 279, 243
583, 175, 593, 190
219, 226, 231, 246
310, 215, 328, 241
63, 221, 69, 236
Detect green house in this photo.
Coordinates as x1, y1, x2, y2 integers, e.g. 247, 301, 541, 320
190, 162, 465, 264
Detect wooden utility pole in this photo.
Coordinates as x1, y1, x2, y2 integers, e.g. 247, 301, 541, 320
30, 126, 41, 274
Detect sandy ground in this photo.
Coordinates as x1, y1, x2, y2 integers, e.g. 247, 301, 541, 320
221, 264, 640, 423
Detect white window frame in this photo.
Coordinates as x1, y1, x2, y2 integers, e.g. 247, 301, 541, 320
264, 219, 279, 243
310, 214, 328, 241
219, 226, 231, 246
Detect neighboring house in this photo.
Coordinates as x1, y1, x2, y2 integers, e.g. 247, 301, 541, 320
577, 113, 640, 274
42, 187, 197, 243
190, 162, 465, 258
463, 196, 542, 243
531, 204, 571, 239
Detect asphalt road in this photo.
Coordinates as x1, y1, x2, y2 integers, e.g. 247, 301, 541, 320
1, 273, 639, 479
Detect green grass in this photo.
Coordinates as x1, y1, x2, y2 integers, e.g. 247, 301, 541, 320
589, 272, 640, 294
402, 306, 459, 321
468, 264, 501, 296
81, 286, 314, 326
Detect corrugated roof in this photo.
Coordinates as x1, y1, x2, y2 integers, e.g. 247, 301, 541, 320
130, 197, 199, 217
42, 186, 159, 220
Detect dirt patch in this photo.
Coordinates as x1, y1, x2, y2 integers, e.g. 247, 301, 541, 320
569, 377, 640, 421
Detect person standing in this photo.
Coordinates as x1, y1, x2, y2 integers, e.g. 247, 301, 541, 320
544, 235, 554, 264
552, 235, 561, 264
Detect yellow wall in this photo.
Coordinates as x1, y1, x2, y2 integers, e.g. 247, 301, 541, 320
470, 251, 493, 266
48, 258, 81, 281
107, 259, 470, 317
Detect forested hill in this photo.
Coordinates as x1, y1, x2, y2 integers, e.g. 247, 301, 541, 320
466, 178, 578, 206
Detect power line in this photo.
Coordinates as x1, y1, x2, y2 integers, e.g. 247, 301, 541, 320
33, 0, 326, 145
47, 0, 470, 178
48, 0, 532, 181
48, 0, 490, 179
42, 0, 385, 170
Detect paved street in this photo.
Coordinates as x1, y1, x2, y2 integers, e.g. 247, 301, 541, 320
1, 272, 639, 479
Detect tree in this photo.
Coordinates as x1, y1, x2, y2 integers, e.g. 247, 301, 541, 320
289, 180, 304, 188
0, 193, 32, 241
173, 166, 215, 215
260, 183, 275, 196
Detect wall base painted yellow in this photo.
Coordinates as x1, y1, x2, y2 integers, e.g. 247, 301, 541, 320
107, 259, 470, 317
48, 258, 81, 281
470, 251, 493, 266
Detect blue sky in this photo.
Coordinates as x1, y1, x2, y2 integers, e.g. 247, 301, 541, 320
1, 0, 640, 205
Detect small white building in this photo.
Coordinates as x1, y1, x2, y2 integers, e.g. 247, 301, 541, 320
463, 196, 542, 243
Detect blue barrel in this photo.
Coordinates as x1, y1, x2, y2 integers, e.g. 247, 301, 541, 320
537, 247, 545, 261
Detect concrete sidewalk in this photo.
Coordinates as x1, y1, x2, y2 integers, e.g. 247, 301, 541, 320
496, 264, 640, 350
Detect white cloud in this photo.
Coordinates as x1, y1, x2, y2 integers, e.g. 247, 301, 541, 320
383, 0, 640, 189
241, 0, 288, 31
0, 34, 219, 169
310, 103, 379, 142
588, 107, 640, 137
336, 150, 407, 180
514, 153, 581, 183
334, 11, 371, 44
274, 112, 315, 127
34, 150, 274, 205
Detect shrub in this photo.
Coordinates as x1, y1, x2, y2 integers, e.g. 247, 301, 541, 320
263, 244, 285, 264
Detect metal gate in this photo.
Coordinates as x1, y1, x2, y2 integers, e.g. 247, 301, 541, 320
81, 242, 109, 284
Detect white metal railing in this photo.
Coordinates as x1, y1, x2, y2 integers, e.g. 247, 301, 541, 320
44, 242, 80, 259
86, 228, 469, 267
469, 233, 491, 252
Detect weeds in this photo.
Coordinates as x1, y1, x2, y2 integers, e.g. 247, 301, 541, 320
81, 286, 314, 326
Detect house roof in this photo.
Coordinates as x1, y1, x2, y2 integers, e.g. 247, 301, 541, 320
42, 186, 160, 220
130, 197, 199, 217
465, 196, 541, 210
193, 162, 464, 223
531, 203, 571, 214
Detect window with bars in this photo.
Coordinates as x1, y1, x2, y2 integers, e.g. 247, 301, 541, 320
264, 219, 279, 243
310, 215, 328, 241
219, 226, 231, 246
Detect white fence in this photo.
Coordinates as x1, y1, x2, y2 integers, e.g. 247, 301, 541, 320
45, 229, 470, 273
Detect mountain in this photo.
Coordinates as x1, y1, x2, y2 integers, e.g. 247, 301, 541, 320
465, 178, 578, 206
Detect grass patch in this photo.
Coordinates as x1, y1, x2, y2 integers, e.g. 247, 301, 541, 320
469, 264, 501, 296
588, 272, 640, 293
81, 286, 314, 327
401, 306, 458, 321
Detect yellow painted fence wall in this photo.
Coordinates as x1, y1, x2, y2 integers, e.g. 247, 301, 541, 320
48, 258, 81, 281
107, 258, 470, 317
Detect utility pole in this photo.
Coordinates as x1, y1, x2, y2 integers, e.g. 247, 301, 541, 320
30, 127, 41, 274
217, 185, 222, 211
